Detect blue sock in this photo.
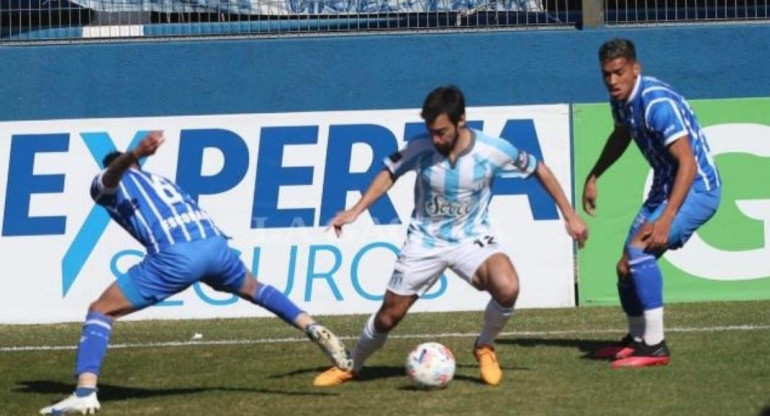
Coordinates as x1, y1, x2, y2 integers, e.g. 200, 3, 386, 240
252, 284, 304, 325
627, 246, 664, 310
75, 312, 113, 377
617, 279, 643, 317
75, 387, 97, 397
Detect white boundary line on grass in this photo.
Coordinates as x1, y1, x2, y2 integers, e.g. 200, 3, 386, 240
2, 324, 769, 352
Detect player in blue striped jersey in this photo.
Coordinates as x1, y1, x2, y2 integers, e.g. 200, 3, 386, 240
583, 39, 721, 368
314, 85, 588, 387
41, 131, 352, 415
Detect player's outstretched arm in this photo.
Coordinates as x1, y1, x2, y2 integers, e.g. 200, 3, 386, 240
328, 168, 396, 237
534, 162, 588, 248
101, 131, 165, 189
582, 126, 632, 216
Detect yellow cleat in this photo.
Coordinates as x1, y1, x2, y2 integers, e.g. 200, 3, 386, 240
313, 366, 356, 387
474, 344, 503, 386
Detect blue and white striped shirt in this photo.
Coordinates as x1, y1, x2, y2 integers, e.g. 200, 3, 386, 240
611, 75, 720, 204
384, 128, 538, 248
90, 168, 222, 254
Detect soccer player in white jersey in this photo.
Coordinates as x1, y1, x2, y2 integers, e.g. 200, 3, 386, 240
584, 39, 721, 368
314, 85, 588, 387
40, 131, 353, 415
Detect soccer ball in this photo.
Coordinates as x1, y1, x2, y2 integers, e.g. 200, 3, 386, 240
405, 342, 456, 389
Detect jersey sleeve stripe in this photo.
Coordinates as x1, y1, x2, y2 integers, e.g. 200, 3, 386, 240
663, 130, 688, 146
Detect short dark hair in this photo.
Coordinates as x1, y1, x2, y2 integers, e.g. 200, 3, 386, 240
599, 38, 637, 63
102, 151, 123, 168
421, 85, 466, 125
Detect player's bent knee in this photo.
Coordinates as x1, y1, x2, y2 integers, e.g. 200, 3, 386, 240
375, 314, 398, 332
497, 281, 519, 306
375, 310, 405, 332
495, 291, 518, 309
237, 277, 258, 299
87, 301, 122, 319
616, 261, 630, 279
87, 301, 102, 314
616, 252, 632, 278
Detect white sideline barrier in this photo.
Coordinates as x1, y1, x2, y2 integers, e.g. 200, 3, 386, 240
0, 105, 574, 323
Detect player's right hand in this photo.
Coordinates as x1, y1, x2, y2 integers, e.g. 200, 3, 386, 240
327, 210, 359, 238
582, 177, 598, 216
135, 130, 165, 158
566, 215, 589, 249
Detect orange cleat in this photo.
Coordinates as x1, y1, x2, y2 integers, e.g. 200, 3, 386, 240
473, 344, 503, 386
313, 366, 356, 387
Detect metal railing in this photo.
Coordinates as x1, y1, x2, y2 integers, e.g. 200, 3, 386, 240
605, 0, 770, 24
0, 0, 768, 42
0, 0, 579, 41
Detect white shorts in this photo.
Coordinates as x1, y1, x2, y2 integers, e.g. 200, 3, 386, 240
387, 235, 506, 296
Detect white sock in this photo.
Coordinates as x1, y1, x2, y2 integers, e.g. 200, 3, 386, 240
476, 299, 515, 347
352, 314, 388, 373
628, 315, 645, 341
643, 307, 664, 345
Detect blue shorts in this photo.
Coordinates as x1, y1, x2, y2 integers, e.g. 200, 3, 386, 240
118, 236, 247, 309
626, 186, 721, 250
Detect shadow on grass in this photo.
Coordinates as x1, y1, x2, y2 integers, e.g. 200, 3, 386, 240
455, 363, 528, 371
397, 381, 479, 391
269, 366, 339, 379
19, 380, 338, 402
496, 337, 620, 360
270, 365, 407, 382
275, 365, 523, 386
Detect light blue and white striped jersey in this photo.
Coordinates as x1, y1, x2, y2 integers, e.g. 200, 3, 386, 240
90, 168, 222, 254
384, 128, 538, 248
611, 75, 720, 203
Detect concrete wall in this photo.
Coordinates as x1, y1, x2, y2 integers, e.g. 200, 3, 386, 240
1, 23, 768, 121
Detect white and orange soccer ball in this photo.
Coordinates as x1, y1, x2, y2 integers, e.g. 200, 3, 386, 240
405, 342, 456, 389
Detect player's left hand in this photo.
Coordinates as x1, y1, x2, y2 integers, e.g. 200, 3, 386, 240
582, 177, 598, 216
565, 215, 589, 249
644, 219, 671, 253
327, 209, 359, 238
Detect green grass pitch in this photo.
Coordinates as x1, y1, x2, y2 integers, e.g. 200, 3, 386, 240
2, 300, 769, 415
